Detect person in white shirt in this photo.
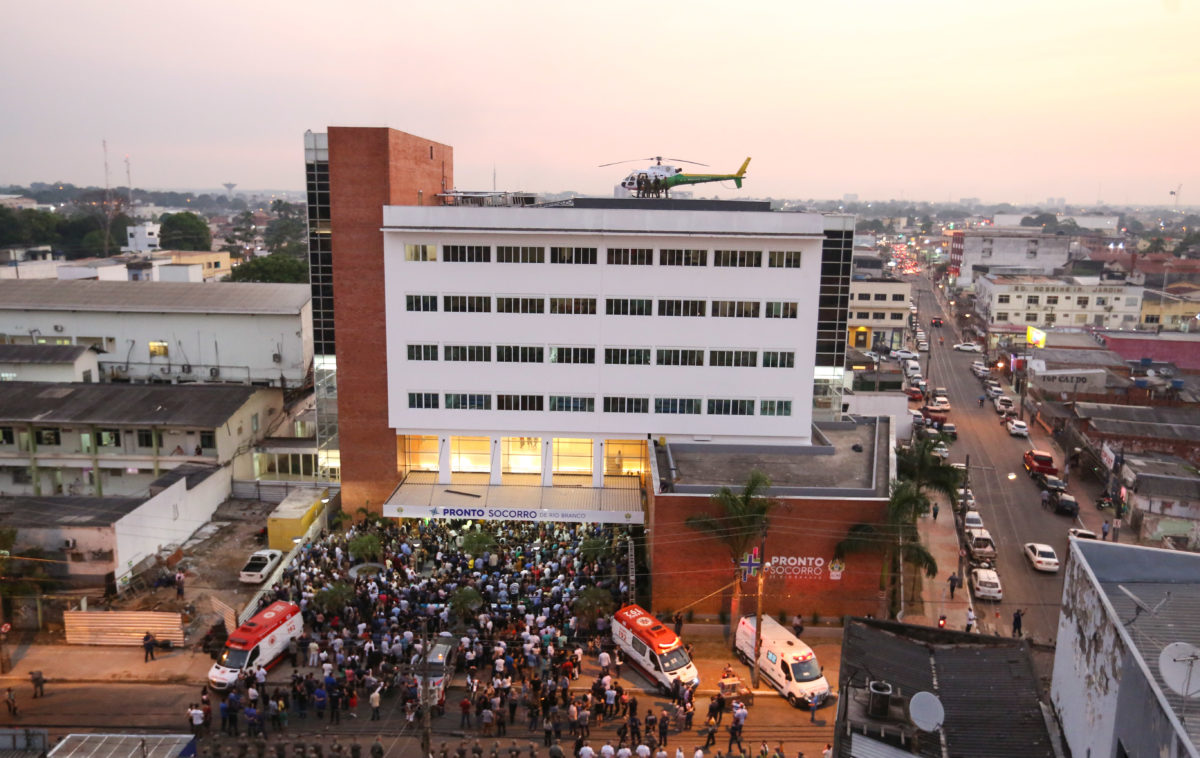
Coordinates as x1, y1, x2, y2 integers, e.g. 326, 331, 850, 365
579, 746, 595, 758
600, 743, 615, 758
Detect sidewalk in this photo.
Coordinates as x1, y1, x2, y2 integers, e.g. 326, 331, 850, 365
908, 494, 969, 631
0, 639, 214, 686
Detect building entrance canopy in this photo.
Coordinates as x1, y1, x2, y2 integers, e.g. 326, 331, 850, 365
383, 478, 644, 525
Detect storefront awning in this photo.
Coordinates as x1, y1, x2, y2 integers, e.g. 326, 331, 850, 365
383, 479, 644, 525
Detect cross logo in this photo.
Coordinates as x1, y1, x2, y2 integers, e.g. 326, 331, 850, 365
739, 548, 764, 581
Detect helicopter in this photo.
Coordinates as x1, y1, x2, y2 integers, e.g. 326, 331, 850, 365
602, 156, 751, 198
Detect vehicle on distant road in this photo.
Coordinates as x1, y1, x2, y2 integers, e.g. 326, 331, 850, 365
1068, 528, 1098, 540
893, 349, 918, 361
964, 510, 984, 530
905, 387, 925, 401
985, 385, 1005, 398
1052, 492, 1080, 517
954, 342, 983, 352
1007, 419, 1029, 437
967, 529, 997, 562
1024, 543, 1060, 572
993, 396, 1015, 414
931, 317, 944, 327
941, 422, 958, 440
1034, 474, 1067, 494
932, 442, 951, 460
927, 397, 952, 412
917, 341, 930, 352
970, 567, 1004, 601
1023, 450, 1058, 478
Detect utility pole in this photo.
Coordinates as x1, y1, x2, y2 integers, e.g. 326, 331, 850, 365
420, 623, 433, 758
626, 534, 636, 604
750, 529, 767, 689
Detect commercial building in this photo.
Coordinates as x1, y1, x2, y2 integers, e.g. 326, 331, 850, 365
0, 279, 312, 387
1052, 539, 1200, 757
949, 229, 1072, 287
972, 275, 1143, 346
0, 381, 282, 496
847, 275, 911, 351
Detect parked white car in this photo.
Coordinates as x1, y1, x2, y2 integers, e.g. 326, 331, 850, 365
918, 341, 930, 352
954, 342, 983, 353
927, 396, 952, 412
970, 567, 1004, 601
1024, 543, 1060, 573
239, 549, 284, 584
964, 510, 985, 530
893, 349, 918, 361
1007, 419, 1029, 437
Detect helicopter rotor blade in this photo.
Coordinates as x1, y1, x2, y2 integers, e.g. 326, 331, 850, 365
665, 158, 709, 167
597, 157, 660, 168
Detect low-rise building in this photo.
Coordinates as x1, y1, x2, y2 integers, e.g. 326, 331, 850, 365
1140, 283, 1200, 332
0, 381, 282, 497
0, 344, 99, 383
0, 279, 312, 387
122, 222, 161, 253
848, 276, 911, 351
950, 229, 1073, 287
154, 250, 232, 281
974, 274, 1143, 336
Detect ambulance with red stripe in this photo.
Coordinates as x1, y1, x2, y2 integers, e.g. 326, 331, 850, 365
611, 604, 699, 692
208, 601, 303, 690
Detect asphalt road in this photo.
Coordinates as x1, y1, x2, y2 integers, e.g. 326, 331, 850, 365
912, 277, 1081, 643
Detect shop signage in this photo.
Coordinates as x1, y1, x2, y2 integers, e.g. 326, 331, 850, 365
766, 555, 844, 581
382, 503, 644, 524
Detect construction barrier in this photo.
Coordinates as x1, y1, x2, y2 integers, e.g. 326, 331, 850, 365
63, 610, 185, 646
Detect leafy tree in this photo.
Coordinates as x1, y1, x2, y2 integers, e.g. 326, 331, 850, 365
159, 211, 212, 251
449, 587, 484, 626
835, 480, 938, 618
578, 537, 612, 564
684, 469, 777, 635
271, 199, 301, 219
896, 438, 962, 507
264, 216, 307, 257
313, 581, 354, 613
460, 530, 497, 558
348, 533, 382, 563
1146, 237, 1167, 254
226, 253, 309, 283
573, 586, 615, 630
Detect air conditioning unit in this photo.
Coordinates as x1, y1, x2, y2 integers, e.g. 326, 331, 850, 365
209, 367, 221, 378
160, 366, 172, 374
63, 538, 76, 549
181, 364, 192, 374
272, 353, 282, 364
53, 324, 64, 332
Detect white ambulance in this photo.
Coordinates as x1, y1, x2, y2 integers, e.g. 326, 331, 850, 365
208, 601, 303, 690
734, 615, 831, 708
611, 604, 699, 693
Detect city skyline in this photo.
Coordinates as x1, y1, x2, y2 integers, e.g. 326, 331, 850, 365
1, 0, 1197, 205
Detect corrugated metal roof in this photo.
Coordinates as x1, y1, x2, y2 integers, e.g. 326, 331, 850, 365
0, 279, 309, 314
0, 495, 144, 527
1090, 418, 1200, 442
0, 381, 262, 427
0, 344, 90, 364
1076, 403, 1200, 426
1134, 473, 1200, 500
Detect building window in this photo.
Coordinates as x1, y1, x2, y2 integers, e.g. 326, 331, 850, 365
552, 438, 592, 474
856, 293, 871, 301
765, 301, 798, 319
891, 294, 906, 301
768, 250, 802, 268
407, 344, 438, 361
605, 298, 653, 316
1046, 295, 1059, 305
1144, 314, 1161, 324
760, 400, 793, 417
497, 394, 543, 411
548, 297, 597, 315
408, 392, 439, 409
604, 348, 651, 365
444, 345, 492, 362
496, 345, 544, 363
36, 428, 62, 446
890, 312, 904, 320
549, 346, 595, 364
658, 299, 706, 317
251, 413, 260, 432
996, 312, 1008, 321
871, 312, 884, 320
136, 429, 161, 448
602, 396, 649, 413
762, 351, 795, 368
1096, 297, 1108, 307
997, 295, 1010, 304
550, 247, 597, 264
0, 427, 13, 445
1027, 295, 1040, 305
711, 300, 761, 318
1077, 297, 1089, 307
97, 429, 120, 447
656, 349, 705, 366
607, 248, 653, 265
660, 249, 707, 266
497, 246, 545, 263
873, 293, 887, 301
707, 399, 755, 415
1025, 313, 1037, 322
445, 393, 492, 410
405, 244, 435, 261
199, 431, 215, 449
714, 250, 762, 267
856, 311, 870, 319
710, 350, 757, 367
496, 297, 545, 314
549, 396, 595, 412
1044, 313, 1057, 324
149, 341, 169, 358
444, 295, 491, 312
443, 245, 491, 262
654, 398, 702, 414
406, 295, 437, 312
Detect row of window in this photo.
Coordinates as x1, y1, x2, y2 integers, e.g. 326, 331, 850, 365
407, 393, 792, 416
407, 295, 799, 318
407, 344, 797, 367
854, 292, 908, 302
405, 244, 804, 268
0, 426, 216, 449
853, 311, 907, 321
994, 294, 1137, 307
992, 312, 1137, 325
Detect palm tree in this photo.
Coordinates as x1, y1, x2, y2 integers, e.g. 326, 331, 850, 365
460, 531, 497, 558
684, 470, 777, 634
836, 480, 939, 618
896, 438, 962, 507
348, 533, 382, 563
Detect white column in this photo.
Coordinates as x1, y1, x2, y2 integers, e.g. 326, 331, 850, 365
438, 436, 451, 484
542, 436, 554, 486
592, 438, 604, 488
489, 436, 502, 485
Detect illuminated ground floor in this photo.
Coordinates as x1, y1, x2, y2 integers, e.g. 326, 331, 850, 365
399, 434, 649, 487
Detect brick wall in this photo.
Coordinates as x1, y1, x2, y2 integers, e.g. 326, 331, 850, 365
650, 493, 889, 620
329, 127, 453, 513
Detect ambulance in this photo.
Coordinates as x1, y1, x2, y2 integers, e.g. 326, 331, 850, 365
208, 601, 303, 690
734, 615, 830, 708
611, 604, 699, 693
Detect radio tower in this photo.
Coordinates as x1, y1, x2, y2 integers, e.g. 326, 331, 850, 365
102, 139, 115, 257
125, 155, 134, 209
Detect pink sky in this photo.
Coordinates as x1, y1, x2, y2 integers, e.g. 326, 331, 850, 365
1, 0, 1197, 205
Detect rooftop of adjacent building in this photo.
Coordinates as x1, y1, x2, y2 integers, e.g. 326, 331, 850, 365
0, 381, 265, 427
0, 343, 93, 364
0, 279, 310, 315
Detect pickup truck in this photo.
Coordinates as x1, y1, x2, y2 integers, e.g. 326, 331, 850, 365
1023, 449, 1058, 478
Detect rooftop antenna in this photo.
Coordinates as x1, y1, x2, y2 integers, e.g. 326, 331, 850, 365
1158, 642, 1200, 723
124, 155, 134, 209
907, 691, 945, 733
1171, 184, 1183, 212
102, 139, 114, 257
1118, 584, 1170, 626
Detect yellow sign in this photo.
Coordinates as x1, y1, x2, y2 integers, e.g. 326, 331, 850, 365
1026, 326, 1047, 349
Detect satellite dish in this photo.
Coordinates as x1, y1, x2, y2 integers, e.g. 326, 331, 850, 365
907, 691, 945, 732
1159, 642, 1200, 698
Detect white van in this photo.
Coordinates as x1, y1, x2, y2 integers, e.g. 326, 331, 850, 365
903, 359, 921, 376
734, 615, 831, 708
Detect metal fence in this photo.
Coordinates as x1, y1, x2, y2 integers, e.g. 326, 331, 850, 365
63, 610, 185, 646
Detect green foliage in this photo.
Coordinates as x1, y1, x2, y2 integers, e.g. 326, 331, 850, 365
896, 438, 962, 505
578, 538, 612, 564
685, 469, 776, 563
460, 531, 497, 558
226, 253, 308, 283
313, 581, 354, 613
573, 586, 615, 630
159, 211, 212, 251
1146, 237, 1167, 254
264, 216, 306, 257
449, 587, 484, 625
347, 533, 382, 562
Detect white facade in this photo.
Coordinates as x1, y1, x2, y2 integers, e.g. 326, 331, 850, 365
123, 222, 161, 253
975, 275, 1143, 330
57, 260, 130, 281
956, 230, 1072, 286
0, 280, 313, 387
381, 205, 831, 483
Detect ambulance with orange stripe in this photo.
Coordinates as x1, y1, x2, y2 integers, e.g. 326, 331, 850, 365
208, 601, 303, 690
611, 604, 699, 692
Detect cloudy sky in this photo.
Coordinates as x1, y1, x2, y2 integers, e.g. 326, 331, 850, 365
2, 0, 1196, 205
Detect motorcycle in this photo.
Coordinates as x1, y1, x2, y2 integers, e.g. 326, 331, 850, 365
1096, 495, 1114, 511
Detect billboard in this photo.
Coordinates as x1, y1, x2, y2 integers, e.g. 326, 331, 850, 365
1026, 326, 1047, 349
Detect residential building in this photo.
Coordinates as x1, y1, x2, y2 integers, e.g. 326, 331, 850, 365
834, 618, 1057, 757
1115, 452, 1200, 548
1140, 283, 1200, 331
155, 250, 232, 281
56, 258, 131, 281
0, 279, 312, 387
973, 274, 1143, 339
1052, 540, 1200, 757
847, 276, 911, 351
0, 344, 99, 383
122, 222, 161, 253
950, 229, 1072, 287
0, 382, 282, 497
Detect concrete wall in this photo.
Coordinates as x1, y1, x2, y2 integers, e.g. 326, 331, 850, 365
14, 524, 116, 578
843, 392, 912, 438
215, 388, 285, 478
114, 465, 232, 583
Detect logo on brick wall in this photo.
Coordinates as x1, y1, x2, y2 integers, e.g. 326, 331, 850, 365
738, 548, 764, 581
828, 559, 845, 581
